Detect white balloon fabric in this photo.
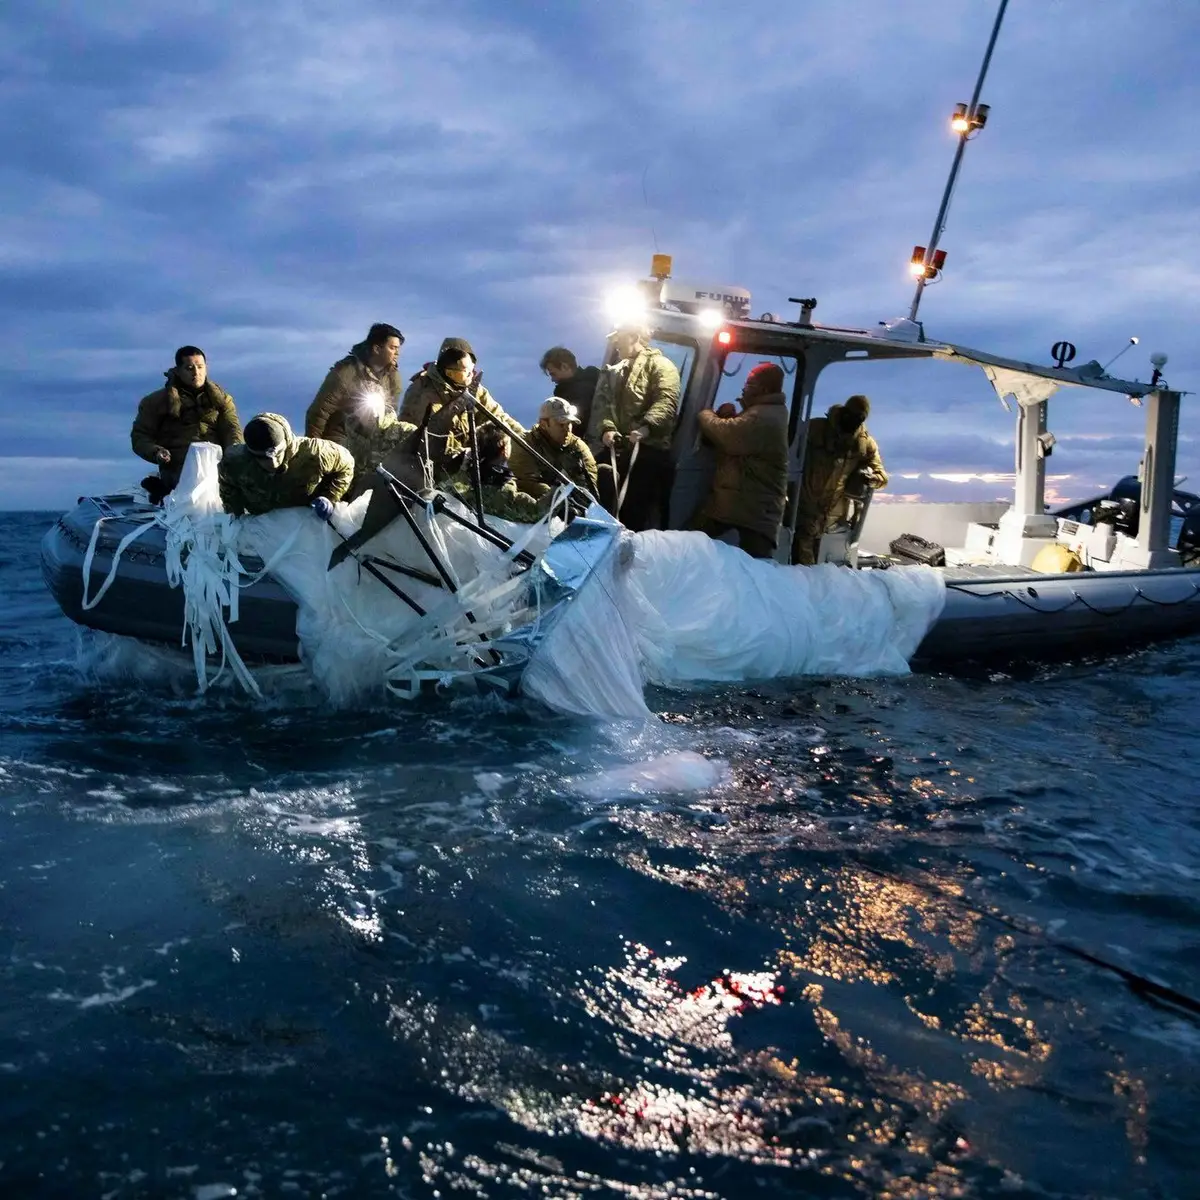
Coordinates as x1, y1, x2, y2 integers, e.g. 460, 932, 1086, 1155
523, 529, 945, 718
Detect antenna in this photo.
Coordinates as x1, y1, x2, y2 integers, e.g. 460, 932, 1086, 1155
641, 164, 660, 254
908, 0, 1010, 322
1103, 336, 1139, 371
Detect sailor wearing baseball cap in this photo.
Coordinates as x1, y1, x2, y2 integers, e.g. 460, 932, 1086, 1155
509, 396, 599, 511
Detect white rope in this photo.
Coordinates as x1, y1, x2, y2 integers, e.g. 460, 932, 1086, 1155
81, 512, 161, 610
609, 438, 640, 518
77, 454, 304, 697
78, 447, 574, 704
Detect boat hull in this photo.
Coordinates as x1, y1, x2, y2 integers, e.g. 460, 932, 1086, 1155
915, 564, 1200, 663
39, 497, 301, 660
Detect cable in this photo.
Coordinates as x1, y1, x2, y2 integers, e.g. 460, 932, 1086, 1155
641, 164, 659, 254
944, 579, 1200, 617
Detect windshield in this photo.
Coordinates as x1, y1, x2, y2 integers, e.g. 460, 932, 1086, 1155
651, 337, 696, 401
710, 350, 800, 411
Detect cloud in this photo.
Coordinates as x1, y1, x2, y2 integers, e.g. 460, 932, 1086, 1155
0, 457, 142, 511
0, 0, 1197, 513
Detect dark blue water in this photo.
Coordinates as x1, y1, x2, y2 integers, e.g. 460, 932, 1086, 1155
2, 510, 1198, 1199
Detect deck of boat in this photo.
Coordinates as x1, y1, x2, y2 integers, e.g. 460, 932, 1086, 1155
941, 563, 1041, 581
864, 556, 1042, 582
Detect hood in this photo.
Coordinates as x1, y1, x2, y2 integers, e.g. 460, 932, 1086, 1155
823, 403, 865, 441
438, 336, 474, 359
251, 412, 298, 462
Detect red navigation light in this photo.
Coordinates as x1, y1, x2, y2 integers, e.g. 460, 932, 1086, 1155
717, 330, 733, 346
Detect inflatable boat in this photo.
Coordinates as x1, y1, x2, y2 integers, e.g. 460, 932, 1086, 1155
41, 492, 301, 661
40, 466, 1200, 681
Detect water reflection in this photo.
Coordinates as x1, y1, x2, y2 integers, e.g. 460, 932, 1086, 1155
53, 697, 1177, 1195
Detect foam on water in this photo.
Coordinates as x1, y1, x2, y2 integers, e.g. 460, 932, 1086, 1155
573, 751, 732, 800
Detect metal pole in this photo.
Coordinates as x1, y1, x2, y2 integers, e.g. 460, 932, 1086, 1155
908, 0, 1009, 322
376, 465, 536, 566
327, 522, 428, 616
466, 402, 487, 527
374, 470, 502, 665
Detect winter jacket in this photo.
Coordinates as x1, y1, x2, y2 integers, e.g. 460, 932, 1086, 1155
399, 366, 524, 476
305, 342, 403, 443
553, 365, 601, 435
695, 393, 789, 540
131, 370, 242, 484
341, 407, 418, 497
591, 347, 681, 451
446, 476, 545, 524
797, 404, 888, 523
509, 425, 598, 502
218, 413, 355, 517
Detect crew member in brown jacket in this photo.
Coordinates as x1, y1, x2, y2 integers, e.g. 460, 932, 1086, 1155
792, 394, 888, 565
691, 362, 789, 559
399, 338, 523, 477
131, 345, 242, 502
509, 397, 598, 510
305, 323, 404, 443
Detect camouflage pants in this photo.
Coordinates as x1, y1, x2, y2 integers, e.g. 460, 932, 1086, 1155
791, 504, 829, 566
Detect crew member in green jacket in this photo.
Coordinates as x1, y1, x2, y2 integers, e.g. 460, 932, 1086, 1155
792, 394, 888, 565
692, 363, 789, 559
447, 425, 544, 524
218, 413, 355, 520
305, 323, 404, 444
400, 338, 524, 477
590, 322, 681, 531
131, 346, 243, 502
509, 397, 598, 513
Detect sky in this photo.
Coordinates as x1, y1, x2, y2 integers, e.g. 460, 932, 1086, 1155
1, 0, 1198, 511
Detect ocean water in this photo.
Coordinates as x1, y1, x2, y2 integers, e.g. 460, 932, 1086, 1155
2, 509, 1199, 1200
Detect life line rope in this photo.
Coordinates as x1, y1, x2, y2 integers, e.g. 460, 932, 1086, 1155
609, 437, 640, 519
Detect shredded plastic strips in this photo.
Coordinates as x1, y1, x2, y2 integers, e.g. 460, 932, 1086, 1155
81, 444, 287, 695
